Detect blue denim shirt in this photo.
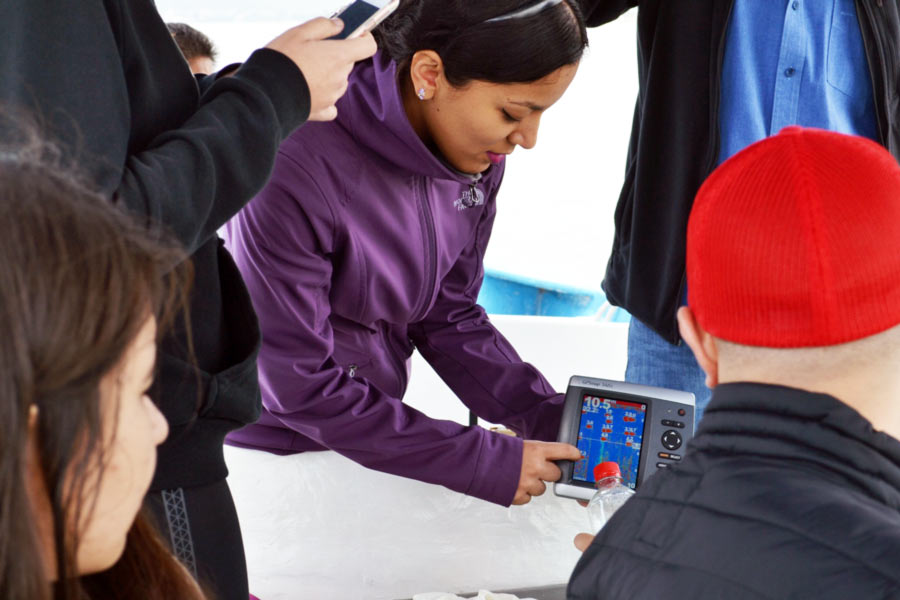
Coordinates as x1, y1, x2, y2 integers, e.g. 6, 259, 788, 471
718, 0, 878, 165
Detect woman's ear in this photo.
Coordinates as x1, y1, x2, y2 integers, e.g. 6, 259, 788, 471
408, 50, 445, 101
677, 307, 719, 389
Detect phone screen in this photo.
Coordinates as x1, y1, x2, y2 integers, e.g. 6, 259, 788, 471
330, 1, 381, 40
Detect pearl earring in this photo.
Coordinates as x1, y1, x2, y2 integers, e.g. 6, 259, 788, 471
417, 88, 426, 101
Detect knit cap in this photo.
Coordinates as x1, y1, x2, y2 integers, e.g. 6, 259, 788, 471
687, 127, 900, 347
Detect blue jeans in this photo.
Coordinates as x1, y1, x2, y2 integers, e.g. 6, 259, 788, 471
625, 317, 712, 425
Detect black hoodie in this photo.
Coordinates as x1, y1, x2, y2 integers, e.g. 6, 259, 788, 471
0, 0, 311, 489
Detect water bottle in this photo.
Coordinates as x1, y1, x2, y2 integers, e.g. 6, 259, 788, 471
587, 461, 635, 533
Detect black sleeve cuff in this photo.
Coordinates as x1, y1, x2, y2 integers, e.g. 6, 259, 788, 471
233, 47, 311, 136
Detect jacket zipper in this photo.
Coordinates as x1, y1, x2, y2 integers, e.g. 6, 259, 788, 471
464, 174, 484, 209
413, 172, 484, 322
416, 177, 438, 322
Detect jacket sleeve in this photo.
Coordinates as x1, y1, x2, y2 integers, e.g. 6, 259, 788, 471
576, 0, 639, 26
408, 187, 566, 444
225, 157, 525, 507
116, 50, 311, 254
0, 0, 310, 255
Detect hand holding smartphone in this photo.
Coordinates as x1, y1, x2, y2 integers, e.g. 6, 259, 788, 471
329, 0, 400, 40
265, 17, 378, 121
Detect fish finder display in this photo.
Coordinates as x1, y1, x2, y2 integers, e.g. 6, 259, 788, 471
573, 395, 646, 489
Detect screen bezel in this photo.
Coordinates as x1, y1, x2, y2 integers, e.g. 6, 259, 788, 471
559, 386, 657, 494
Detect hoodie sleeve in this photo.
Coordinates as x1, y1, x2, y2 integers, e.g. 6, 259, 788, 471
577, 0, 638, 27
225, 156, 525, 507
116, 49, 310, 254
408, 185, 566, 444
0, 0, 310, 255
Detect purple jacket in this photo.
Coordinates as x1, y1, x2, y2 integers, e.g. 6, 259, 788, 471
225, 53, 563, 506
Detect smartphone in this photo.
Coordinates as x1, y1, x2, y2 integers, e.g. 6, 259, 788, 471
329, 0, 400, 40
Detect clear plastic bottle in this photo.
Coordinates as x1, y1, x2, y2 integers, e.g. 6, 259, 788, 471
587, 461, 635, 533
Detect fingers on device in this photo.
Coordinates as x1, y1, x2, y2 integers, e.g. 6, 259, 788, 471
554, 376, 695, 502
329, 0, 400, 40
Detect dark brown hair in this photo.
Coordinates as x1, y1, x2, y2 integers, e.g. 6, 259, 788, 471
167, 22, 218, 63
374, 0, 588, 86
0, 129, 204, 600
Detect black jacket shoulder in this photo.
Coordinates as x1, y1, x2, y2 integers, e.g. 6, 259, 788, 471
568, 384, 900, 599
569, 460, 900, 599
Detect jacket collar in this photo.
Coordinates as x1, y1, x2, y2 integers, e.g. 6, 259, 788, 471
693, 382, 900, 510
334, 51, 499, 187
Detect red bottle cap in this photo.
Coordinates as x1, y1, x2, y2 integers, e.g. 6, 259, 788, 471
593, 461, 621, 482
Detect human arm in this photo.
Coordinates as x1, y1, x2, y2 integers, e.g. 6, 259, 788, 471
117, 17, 374, 252
517, 440, 583, 505
407, 192, 566, 443
265, 18, 376, 122
576, 0, 639, 27
575, 533, 595, 552
225, 158, 526, 506
0, 1, 373, 254
407, 189, 583, 502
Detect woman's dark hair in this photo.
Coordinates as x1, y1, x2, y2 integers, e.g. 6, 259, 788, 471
374, 0, 588, 86
167, 22, 218, 63
0, 125, 203, 600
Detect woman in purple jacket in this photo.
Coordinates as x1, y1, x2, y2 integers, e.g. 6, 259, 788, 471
226, 0, 587, 508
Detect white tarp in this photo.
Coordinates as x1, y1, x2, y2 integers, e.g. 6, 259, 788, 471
227, 446, 587, 600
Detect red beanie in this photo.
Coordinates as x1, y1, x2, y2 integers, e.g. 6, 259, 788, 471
687, 127, 900, 347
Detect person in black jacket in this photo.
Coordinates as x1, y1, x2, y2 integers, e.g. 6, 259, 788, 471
567, 127, 900, 599
0, 4, 376, 599
578, 0, 900, 421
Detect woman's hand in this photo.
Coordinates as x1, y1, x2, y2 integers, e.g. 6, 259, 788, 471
266, 18, 378, 121
513, 440, 583, 505
574, 533, 595, 552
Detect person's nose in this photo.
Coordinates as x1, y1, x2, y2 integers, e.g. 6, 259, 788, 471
508, 117, 540, 150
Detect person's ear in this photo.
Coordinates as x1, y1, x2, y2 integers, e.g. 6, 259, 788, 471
408, 50, 445, 101
677, 307, 719, 388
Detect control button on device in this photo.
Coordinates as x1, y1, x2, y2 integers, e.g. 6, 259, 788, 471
656, 462, 669, 469
661, 429, 683, 451
668, 453, 682, 461
672, 421, 686, 429
678, 408, 686, 417
661, 419, 674, 427
658, 452, 670, 459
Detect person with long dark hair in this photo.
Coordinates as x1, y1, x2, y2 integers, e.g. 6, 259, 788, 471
225, 0, 587, 509
0, 141, 203, 599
